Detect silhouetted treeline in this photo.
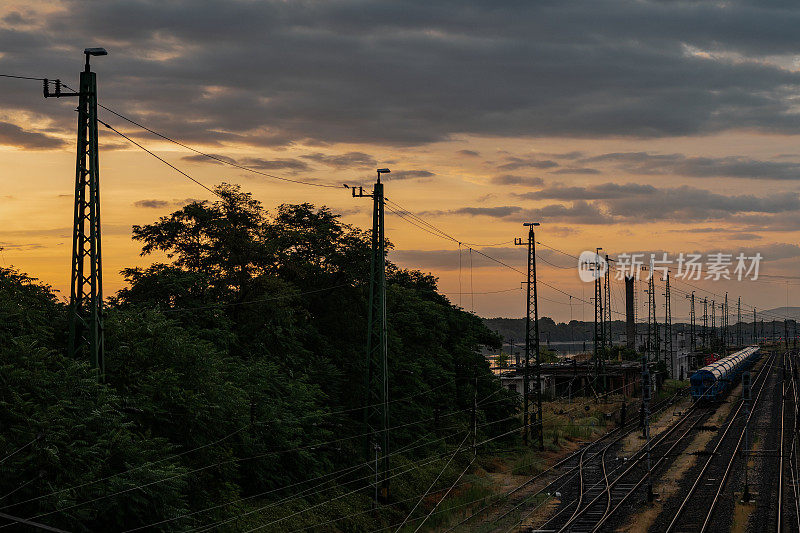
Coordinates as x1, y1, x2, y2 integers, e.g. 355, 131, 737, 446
0, 185, 517, 531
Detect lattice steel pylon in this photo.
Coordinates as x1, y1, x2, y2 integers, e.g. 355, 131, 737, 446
45, 49, 108, 377
646, 268, 659, 364
702, 297, 708, 349
593, 249, 606, 394
603, 254, 612, 351
515, 222, 543, 449
711, 299, 716, 345
687, 291, 696, 353
664, 272, 673, 377
737, 297, 742, 347
354, 168, 390, 503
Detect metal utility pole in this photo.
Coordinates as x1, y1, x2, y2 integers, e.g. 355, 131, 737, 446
593, 248, 606, 396
604, 254, 613, 351
626, 276, 637, 351
711, 300, 716, 346
703, 297, 708, 349
720, 302, 727, 356
724, 293, 729, 351
664, 272, 673, 378
737, 297, 742, 347
515, 222, 542, 449
647, 269, 658, 364
687, 292, 696, 354
354, 168, 390, 503
44, 48, 108, 377
753, 308, 757, 344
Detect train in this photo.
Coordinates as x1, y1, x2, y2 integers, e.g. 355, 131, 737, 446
690, 346, 761, 402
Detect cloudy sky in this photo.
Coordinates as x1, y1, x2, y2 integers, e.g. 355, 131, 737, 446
1, 0, 800, 322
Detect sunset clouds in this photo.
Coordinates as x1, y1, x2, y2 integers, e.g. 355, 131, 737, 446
2, 0, 800, 319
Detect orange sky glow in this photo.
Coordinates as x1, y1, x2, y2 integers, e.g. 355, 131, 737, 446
2, 1, 800, 323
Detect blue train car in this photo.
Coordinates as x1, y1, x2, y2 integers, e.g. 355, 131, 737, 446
690, 346, 760, 402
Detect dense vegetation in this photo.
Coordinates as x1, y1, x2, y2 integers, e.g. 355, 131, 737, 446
0, 185, 518, 531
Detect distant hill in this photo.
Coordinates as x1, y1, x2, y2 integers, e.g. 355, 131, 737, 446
758, 307, 800, 321
482, 317, 625, 343
483, 309, 798, 346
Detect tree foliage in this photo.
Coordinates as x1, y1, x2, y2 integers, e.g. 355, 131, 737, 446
0, 184, 516, 531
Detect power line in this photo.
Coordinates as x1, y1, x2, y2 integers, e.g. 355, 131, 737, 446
0, 73, 46, 81
394, 432, 471, 533
0, 511, 68, 533
126, 423, 465, 533
0, 437, 37, 465
98, 119, 220, 197
385, 203, 629, 318
89, 95, 342, 189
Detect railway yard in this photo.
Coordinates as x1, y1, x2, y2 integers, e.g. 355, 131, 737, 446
448, 346, 800, 532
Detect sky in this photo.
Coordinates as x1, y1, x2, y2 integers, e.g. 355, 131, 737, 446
1, 0, 800, 323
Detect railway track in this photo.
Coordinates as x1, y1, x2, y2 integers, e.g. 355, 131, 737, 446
527, 350, 775, 533
548, 402, 710, 533
785, 350, 800, 533
662, 350, 779, 533
447, 390, 687, 532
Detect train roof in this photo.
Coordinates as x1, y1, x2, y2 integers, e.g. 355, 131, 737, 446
695, 346, 759, 378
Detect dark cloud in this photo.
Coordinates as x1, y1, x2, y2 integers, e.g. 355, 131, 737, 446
0, 242, 46, 250
182, 153, 237, 165
182, 153, 309, 170
8, 0, 800, 148
134, 199, 169, 209
550, 167, 601, 175
738, 243, 800, 261
238, 157, 310, 171
517, 182, 658, 200
0, 121, 65, 150
435, 183, 800, 225
582, 152, 800, 180
301, 152, 377, 168
490, 175, 544, 187
725, 232, 762, 241
517, 182, 800, 221
519, 201, 608, 225
726, 211, 800, 232
604, 187, 800, 221
458, 149, 480, 157
391, 246, 569, 271
544, 151, 586, 160
452, 206, 523, 217
498, 156, 559, 171
134, 198, 199, 209
387, 170, 434, 180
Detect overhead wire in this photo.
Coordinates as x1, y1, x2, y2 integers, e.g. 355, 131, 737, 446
0, 437, 37, 465
394, 432, 471, 532
0, 73, 46, 81
129, 423, 464, 533
99, 119, 220, 197
56, 83, 344, 190
6, 389, 509, 527
245, 416, 540, 533
0, 380, 456, 514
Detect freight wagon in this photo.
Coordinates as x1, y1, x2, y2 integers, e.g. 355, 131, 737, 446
690, 346, 760, 402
